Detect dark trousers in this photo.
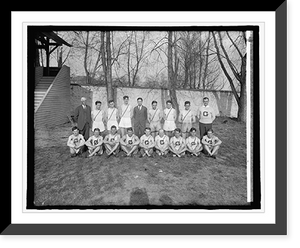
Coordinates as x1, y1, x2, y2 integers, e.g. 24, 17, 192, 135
134, 124, 145, 138
80, 123, 90, 141
199, 122, 212, 140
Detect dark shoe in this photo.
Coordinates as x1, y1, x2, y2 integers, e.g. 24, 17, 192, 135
211, 155, 216, 159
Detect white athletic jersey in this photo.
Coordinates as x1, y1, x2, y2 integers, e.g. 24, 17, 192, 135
155, 135, 169, 147
164, 108, 176, 121
105, 133, 120, 144
148, 108, 161, 123
67, 134, 85, 147
186, 136, 201, 150
170, 136, 185, 150
123, 134, 139, 145
106, 107, 118, 121
202, 135, 221, 148
180, 109, 195, 123
92, 109, 104, 122
140, 134, 154, 148
198, 105, 215, 124
120, 104, 132, 119
86, 135, 103, 146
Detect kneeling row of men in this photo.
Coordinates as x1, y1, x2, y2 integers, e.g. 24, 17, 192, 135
67, 125, 222, 159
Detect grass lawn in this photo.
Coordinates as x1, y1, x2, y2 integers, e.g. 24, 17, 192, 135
34, 116, 248, 207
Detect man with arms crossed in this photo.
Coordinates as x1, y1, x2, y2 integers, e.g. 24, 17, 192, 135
139, 127, 155, 157
103, 125, 120, 157
186, 127, 202, 157
154, 129, 170, 156
120, 127, 140, 157
169, 128, 186, 158
202, 129, 222, 159
85, 128, 104, 157
67, 126, 85, 157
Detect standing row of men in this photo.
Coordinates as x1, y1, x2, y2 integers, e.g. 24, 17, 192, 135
73, 95, 216, 141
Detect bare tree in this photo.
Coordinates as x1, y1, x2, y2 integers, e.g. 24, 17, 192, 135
167, 31, 179, 116
106, 31, 114, 102
212, 31, 247, 122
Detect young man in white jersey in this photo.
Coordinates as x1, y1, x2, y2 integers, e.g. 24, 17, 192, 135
91, 101, 106, 136
67, 126, 85, 157
148, 100, 162, 138
154, 129, 170, 156
119, 96, 133, 137
198, 97, 215, 139
186, 127, 202, 157
120, 127, 140, 157
202, 129, 222, 159
103, 125, 120, 157
105, 100, 119, 132
179, 101, 196, 139
163, 100, 177, 138
139, 127, 155, 157
85, 128, 104, 157
169, 128, 186, 157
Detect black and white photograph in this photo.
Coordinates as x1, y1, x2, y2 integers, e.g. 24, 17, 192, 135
5, 5, 290, 238
28, 25, 260, 209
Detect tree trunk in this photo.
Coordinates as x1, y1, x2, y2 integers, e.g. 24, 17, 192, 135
238, 81, 246, 122
167, 31, 179, 118
100, 31, 107, 92
106, 31, 114, 102
212, 31, 240, 106
202, 32, 211, 89
84, 31, 90, 84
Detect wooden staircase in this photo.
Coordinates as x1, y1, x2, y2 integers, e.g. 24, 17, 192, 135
34, 76, 55, 111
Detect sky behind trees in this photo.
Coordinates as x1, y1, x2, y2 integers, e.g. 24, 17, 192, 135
43, 30, 246, 91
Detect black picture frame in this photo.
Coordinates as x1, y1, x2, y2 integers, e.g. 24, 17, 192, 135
4, 2, 286, 235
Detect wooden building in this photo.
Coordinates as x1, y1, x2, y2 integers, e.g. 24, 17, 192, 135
32, 31, 72, 128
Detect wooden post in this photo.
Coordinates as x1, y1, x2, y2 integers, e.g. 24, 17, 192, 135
46, 37, 50, 76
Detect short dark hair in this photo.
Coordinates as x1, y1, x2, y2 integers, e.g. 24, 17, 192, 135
184, 101, 191, 105
127, 127, 133, 132
123, 96, 129, 100
93, 128, 100, 132
111, 125, 117, 130
144, 127, 151, 131
108, 100, 114, 104
137, 97, 143, 101
95, 101, 102, 105
190, 127, 197, 132
152, 100, 157, 105
174, 128, 181, 133
166, 100, 172, 104
203, 97, 209, 101
72, 126, 79, 131
207, 129, 214, 133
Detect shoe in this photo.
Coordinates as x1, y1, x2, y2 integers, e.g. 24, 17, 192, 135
71, 153, 76, 158
173, 154, 176, 157
212, 155, 216, 159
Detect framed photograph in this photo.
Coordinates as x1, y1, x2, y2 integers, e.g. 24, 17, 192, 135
5, 3, 286, 235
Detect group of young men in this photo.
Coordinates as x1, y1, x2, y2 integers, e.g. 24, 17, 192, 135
68, 95, 222, 159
